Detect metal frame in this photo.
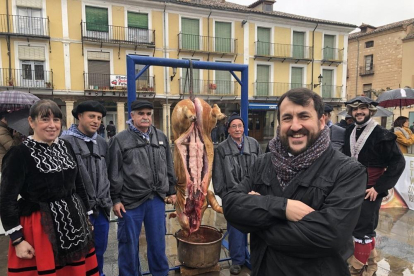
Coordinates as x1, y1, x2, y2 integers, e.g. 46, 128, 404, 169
126, 55, 249, 135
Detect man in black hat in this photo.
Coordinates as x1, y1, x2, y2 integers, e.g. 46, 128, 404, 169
212, 113, 262, 275
343, 96, 405, 276
324, 104, 345, 151
107, 100, 176, 276
61, 100, 111, 276
336, 114, 354, 128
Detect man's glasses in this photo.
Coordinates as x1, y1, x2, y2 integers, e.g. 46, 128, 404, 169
137, 112, 152, 116
230, 124, 244, 129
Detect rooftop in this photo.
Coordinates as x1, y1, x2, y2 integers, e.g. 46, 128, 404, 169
349, 18, 414, 40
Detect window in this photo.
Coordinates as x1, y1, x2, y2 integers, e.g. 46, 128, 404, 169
363, 84, 372, 98
365, 55, 373, 71
181, 18, 200, 50
292, 31, 305, 58
291, 67, 303, 89
215, 22, 232, 53
87, 51, 110, 90
133, 55, 152, 92
256, 65, 270, 96
257, 27, 271, 56
323, 34, 335, 60
263, 4, 273, 11
182, 58, 200, 94
21, 61, 45, 87
85, 6, 108, 32
322, 69, 334, 98
128, 12, 149, 42
215, 61, 232, 95
17, 7, 43, 35
365, 41, 374, 48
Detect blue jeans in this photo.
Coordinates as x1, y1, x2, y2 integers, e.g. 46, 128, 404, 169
117, 197, 168, 276
89, 208, 110, 276
227, 222, 247, 266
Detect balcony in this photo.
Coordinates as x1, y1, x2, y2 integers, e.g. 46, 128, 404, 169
0, 14, 49, 38
0, 68, 53, 89
177, 33, 238, 56
84, 73, 155, 95
178, 78, 238, 96
321, 47, 343, 65
321, 85, 343, 99
81, 22, 155, 48
254, 42, 312, 62
359, 65, 375, 76
253, 82, 312, 97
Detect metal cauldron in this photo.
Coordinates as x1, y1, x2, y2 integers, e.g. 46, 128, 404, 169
175, 225, 224, 268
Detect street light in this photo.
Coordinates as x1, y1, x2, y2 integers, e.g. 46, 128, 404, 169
314, 74, 323, 88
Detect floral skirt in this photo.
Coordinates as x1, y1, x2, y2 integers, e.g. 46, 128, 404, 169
7, 211, 99, 276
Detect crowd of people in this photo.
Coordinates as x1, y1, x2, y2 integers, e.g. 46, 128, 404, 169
0, 88, 408, 276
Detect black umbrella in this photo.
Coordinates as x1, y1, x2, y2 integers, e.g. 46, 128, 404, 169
337, 106, 393, 117
0, 90, 40, 112
5, 109, 31, 136
377, 88, 414, 115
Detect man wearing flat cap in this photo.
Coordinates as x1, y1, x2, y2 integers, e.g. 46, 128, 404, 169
343, 96, 405, 275
107, 100, 176, 276
212, 113, 262, 275
61, 100, 112, 276
324, 104, 345, 151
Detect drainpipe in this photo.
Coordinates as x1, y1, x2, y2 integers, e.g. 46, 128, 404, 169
6, 0, 11, 81
311, 23, 318, 89
355, 37, 360, 98
163, 2, 170, 141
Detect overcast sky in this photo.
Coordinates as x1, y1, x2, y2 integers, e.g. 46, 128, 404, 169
226, 0, 414, 29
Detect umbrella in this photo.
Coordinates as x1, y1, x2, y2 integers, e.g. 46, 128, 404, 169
0, 90, 40, 112
5, 109, 31, 136
337, 106, 393, 117
377, 88, 414, 115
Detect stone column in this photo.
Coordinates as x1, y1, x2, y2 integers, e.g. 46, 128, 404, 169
65, 101, 74, 129
163, 103, 171, 141
117, 102, 126, 132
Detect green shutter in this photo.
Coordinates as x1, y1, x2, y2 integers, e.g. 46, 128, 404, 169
291, 67, 303, 89
322, 69, 333, 98
215, 61, 231, 95
128, 12, 148, 29
324, 35, 335, 60
215, 22, 231, 53
182, 58, 200, 94
182, 18, 199, 50
257, 65, 270, 96
292, 31, 305, 58
85, 6, 108, 32
257, 27, 270, 56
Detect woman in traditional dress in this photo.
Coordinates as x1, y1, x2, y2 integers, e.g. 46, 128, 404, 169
393, 116, 414, 154
0, 100, 98, 276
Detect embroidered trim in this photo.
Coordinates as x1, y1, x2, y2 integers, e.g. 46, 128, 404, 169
23, 138, 76, 173
353, 237, 373, 244
5, 225, 23, 236
350, 119, 377, 160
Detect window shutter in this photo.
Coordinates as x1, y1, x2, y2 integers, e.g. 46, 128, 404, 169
215, 61, 231, 94
87, 51, 110, 61
16, 0, 42, 9
256, 65, 270, 96
292, 31, 305, 58
87, 60, 110, 89
18, 46, 45, 61
291, 67, 303, 89
215, 22, 231, 52
322, 69, 334, 98
128, 12, 148, 29
257, 27, 270, 55
181, 18, 199, 50
85, 6, 108, 32
323, 35, 335, 59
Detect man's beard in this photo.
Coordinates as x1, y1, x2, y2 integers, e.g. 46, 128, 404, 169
280, 125, 321, 156
353, 113, 371, 125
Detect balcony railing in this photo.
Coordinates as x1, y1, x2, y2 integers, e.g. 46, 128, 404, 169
179, 78, 238, 95
0, 14, 49, 37
81, 22, 155, 46
0, 68, 53, 89
254, 42, 313, 60
322, 47, 343, 62
359, 65, 375, 76
84, 73, 155, 93
178, 33, 238, 54
254, 82, 312, 97
321, 85, 342, 98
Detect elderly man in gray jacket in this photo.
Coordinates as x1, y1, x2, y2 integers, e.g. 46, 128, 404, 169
107, 100, 176, 276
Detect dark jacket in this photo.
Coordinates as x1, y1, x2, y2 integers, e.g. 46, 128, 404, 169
212, 135, 261, 198
223, 146, 367, 276
107, 126, 176, 209
106, 124, 116, 137
343, 124, 405, 196
336, 119, 348, 128
330, 124, 345, 152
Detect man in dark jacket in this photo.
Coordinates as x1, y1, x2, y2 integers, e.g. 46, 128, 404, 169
212, 113, 262, 275
337, 114, 354, 128
223, 88, 367, 276
61, 100, 112, 276
324, 104, 345, 151
343, 96, 405, 276
107, 100, 176, 276
106, 120, 116, 139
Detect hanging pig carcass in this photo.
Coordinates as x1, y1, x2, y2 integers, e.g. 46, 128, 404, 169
170, 98, 225, 235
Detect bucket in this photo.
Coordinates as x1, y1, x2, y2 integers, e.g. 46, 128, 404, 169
175, 225, 224, 268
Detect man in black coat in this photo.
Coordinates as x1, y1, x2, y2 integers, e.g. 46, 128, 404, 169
223, 88, 367, 276
343, 96, 405, 276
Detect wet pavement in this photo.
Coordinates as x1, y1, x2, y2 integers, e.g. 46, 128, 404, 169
0, 207, 413, 275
